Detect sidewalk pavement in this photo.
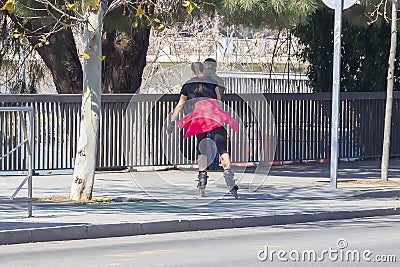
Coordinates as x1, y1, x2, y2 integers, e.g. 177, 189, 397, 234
1, 159, 400, 245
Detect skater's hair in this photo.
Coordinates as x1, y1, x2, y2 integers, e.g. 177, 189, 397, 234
204, 58, 217, 72
204, 58, 216, 63
191, 62, 204, 77
191, 62, 205, 93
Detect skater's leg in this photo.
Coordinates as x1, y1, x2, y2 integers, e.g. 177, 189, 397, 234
198, 155, 207, 171
197, 132, 209, 171
222, 168, 238, 198
212, 127, 238, 198
196, 132, 209, 196
197, 170, 208, 197
212, 127, 232, 170
220, 153, 231, 170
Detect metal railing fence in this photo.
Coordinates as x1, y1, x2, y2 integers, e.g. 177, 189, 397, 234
1, 92, 400, 171
0, 106, 34, 216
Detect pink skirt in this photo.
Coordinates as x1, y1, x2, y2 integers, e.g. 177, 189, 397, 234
176, 99, 239, 138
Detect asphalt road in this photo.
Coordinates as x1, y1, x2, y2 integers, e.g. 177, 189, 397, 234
1, 216, 400, 267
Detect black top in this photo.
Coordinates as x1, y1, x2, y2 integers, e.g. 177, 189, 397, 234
180, 77, 218, 100
180, 77, 218, 114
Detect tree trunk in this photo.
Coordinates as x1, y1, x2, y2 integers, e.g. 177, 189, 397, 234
102, 27, 150, 93
34, 29, 83, 94
6, 14, 83, 94
70, 3, 104, 201
381, 0, 398, 181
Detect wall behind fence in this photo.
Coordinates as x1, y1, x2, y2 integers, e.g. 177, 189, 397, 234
140, 71, 311, 94
220, 72, 311, 94
1, 92, 400, 171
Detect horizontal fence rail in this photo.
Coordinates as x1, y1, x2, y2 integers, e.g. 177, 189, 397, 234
1, 92, 400, 171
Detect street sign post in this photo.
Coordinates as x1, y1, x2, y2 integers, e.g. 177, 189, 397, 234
322, 0, 357, 10
322, 0, 357, 188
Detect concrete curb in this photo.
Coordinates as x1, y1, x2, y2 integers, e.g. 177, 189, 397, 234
353, 190, 400, 199
1, 207, 400, 245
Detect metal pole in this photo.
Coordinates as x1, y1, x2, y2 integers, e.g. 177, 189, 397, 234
330, 1, 343, 188
28, 109, 33, 217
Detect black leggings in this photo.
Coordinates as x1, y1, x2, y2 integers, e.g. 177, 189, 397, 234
196, 127, 228, 156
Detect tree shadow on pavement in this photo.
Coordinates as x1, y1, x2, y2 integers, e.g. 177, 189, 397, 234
268, 159, 400, 180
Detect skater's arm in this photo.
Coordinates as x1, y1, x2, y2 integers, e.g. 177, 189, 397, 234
215, 86, 222, 107
171, 94, 187, 121
215, 86, 222, 101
